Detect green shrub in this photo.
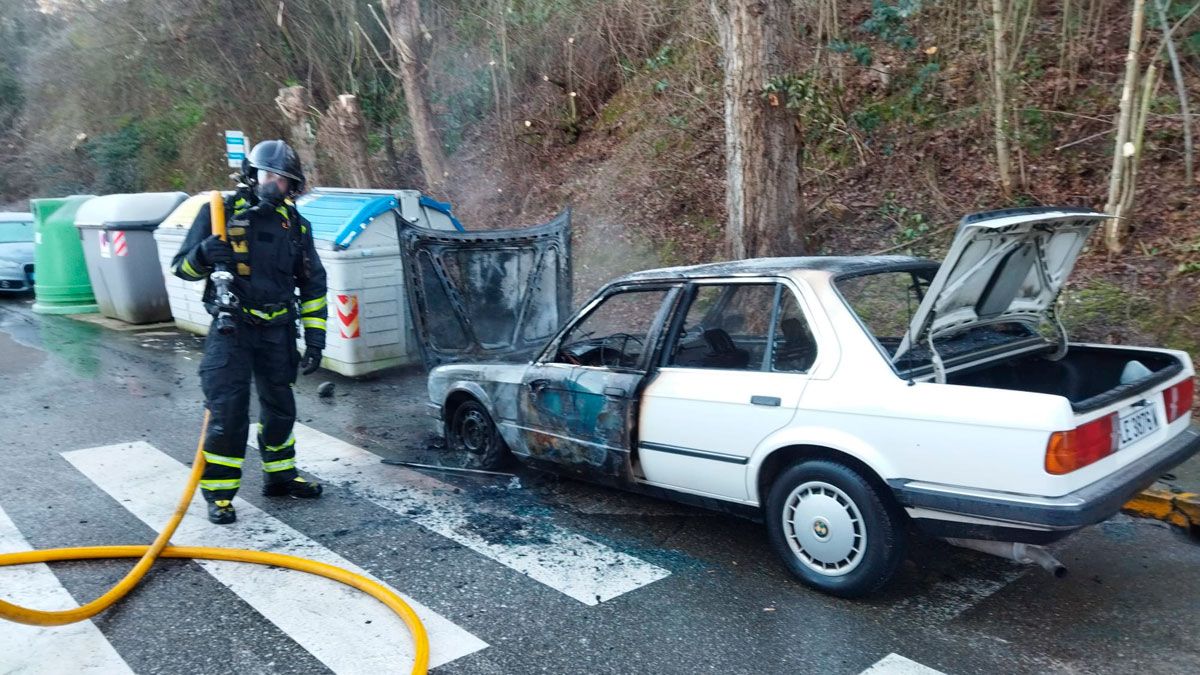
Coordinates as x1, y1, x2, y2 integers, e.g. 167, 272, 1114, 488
89, 122, 144, 193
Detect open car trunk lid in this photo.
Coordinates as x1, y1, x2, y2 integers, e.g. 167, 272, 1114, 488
399, 209, 573, 368
894, 207, 1111, 371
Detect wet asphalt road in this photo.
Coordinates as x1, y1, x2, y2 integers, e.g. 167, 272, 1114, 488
1, 294, 1199, 675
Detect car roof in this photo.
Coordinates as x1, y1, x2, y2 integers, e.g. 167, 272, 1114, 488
611, 255, 936, 284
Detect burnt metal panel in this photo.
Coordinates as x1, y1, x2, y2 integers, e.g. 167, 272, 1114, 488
515, 364, 640, 482
399, 208, 572, 368
614, 255, 933, 284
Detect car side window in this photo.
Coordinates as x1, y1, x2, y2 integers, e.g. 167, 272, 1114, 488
552, 288, 670, 370
771, 288, 818, 372
668, 284, 776, 371
837, 271, 929, 356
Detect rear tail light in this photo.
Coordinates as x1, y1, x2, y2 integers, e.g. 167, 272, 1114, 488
1048, 378, 1193, 475
1163, 378, 1194, 424
1045, 413, 1117, 475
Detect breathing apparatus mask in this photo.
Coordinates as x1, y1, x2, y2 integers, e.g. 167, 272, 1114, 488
255, 169, 292, 206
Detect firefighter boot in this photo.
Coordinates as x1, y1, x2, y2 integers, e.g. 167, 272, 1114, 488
263, 476, 323, 499
208, 500, 236, 525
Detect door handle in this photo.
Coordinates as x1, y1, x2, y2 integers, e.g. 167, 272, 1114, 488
603, 386, 626, 398
750, 395, 781, 407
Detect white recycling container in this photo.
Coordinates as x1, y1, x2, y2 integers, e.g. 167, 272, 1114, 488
154, 193, 217, 335
294, 187, 464, 376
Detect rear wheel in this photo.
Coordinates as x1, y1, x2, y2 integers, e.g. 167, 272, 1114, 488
765, 460, 907, 597
445, 399, 510, 470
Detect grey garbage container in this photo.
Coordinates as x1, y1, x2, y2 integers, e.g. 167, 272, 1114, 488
74, 192, 187, 324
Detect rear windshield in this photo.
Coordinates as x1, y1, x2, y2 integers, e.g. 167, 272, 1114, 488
836, 269, 1041, 373
0, 220, 33, 244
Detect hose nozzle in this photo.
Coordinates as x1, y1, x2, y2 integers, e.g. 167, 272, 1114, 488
210, 268, 238, 336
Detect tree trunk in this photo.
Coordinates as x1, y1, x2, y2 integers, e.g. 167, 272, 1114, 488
274, 85, 321, 187
384, 122, 403, 182
1119, 62, 1159, 218
709, 0, 804, 259
320, 94, 377, 188
1155, 0, 1194, 185
382, 0, 449, 194
989, 0, 1013, 197
1104, 0, 1147, 253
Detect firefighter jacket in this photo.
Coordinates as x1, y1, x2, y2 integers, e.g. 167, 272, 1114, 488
171, 192, 328, 348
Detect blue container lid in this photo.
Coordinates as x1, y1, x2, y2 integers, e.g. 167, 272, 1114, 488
295, 192, 398, 248
418, 195, 465, 232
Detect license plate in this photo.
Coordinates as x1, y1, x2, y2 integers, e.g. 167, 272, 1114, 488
1118, 403, 1159, 449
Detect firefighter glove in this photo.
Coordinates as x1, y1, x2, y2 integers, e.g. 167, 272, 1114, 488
300, 347, 322, 375
199, 235, 234, 267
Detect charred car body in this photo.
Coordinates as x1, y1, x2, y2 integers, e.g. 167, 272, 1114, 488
417, 207, 1200, 597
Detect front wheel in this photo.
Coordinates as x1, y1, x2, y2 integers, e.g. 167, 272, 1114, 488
765, 460, 907, 598
445, 399, 511, 470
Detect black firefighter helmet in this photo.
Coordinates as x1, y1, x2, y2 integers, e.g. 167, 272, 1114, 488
242, 140, 306, 195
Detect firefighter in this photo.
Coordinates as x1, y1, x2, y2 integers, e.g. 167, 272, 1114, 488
172, 140, 328, 524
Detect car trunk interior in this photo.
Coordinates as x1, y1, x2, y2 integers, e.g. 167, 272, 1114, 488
946, 346, 1184, 412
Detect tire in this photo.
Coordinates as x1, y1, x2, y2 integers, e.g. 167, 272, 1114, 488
764, 460, 907, 598
445, 399, 511, 470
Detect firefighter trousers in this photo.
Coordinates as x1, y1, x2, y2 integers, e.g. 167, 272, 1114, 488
198, 321, 301, 502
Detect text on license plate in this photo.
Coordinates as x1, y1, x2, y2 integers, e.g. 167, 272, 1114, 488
1118, 404, 1159, 448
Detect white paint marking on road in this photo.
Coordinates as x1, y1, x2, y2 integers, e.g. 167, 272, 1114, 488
63, 442, 487, 672
859, 653, 948, 675
0, 506, 134, 675
887, 563, 1027, 624
280, 423, 671, 605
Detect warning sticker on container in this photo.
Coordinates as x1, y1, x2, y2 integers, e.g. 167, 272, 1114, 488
336, 294, 360, 339
98, 231, 128, 258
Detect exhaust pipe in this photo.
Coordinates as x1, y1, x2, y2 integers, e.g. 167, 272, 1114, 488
944, 538, 1068, 578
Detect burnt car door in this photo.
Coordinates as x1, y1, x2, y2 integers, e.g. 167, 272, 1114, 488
514, 284, 681, 483
398, 209, 572, 368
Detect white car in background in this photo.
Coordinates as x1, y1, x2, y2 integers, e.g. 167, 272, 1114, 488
425, 207, 1199, 597
0, 212, 35, 293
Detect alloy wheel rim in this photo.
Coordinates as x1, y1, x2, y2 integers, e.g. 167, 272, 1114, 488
782, 480, 866, 576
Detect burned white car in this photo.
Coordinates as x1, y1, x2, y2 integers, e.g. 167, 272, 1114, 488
420, 208, 1199, 597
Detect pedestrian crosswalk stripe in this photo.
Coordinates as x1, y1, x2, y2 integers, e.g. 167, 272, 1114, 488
276, 423, 672, 606
884, 554, 1027, 624
63, 442, 488, 672
859, 653, 948, 675
0, 505, 135, 675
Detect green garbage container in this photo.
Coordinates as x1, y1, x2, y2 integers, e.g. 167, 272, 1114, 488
32, 195, 98, 315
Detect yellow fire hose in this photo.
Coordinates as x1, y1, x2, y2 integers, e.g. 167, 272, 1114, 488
0, 192, 430, 673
